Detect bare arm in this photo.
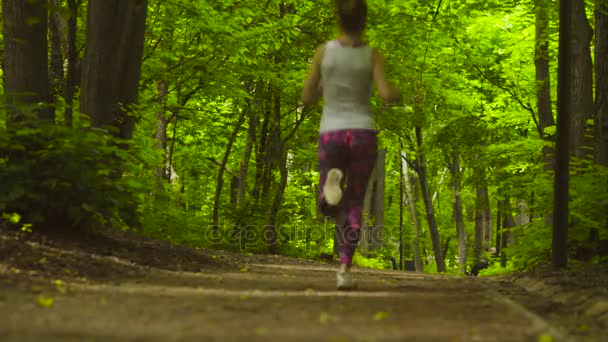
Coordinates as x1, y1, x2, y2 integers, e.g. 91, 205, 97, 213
372, 49, 400, 104
301, 45, 325, 106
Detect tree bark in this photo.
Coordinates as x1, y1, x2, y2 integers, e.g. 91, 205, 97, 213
237, 110, 257, 207
80, 0, 148, 139
594, 0, 608, 258
63, 0, 79, 127
535, 0, 556, 171
267, 150, 287, 254
449, 154, 467, 274
252, 84, 272, 202
553, 0, 573, 270
483, 188, 492, 250
212, 107, 248, 232
502, 198, 515, 267
155, 80, 170, 182
474, 187, 485, 264
415, 126, 446, 272
596, 0, 608, 166
567, 0, 594, 159
266, 90, 283, 254
403, 151, 423, 272
2, 0, 53, 122
496, 200, 502, 260
49, 0, 66, 112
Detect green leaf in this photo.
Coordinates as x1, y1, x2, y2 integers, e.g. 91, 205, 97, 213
37, 296, 54, 308
373, 311, 389, 321
2, 212, 21, 224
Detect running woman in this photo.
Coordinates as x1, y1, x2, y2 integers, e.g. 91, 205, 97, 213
302, 0, 400, 289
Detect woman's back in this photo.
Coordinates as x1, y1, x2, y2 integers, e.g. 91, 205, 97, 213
320, 40, 374, 133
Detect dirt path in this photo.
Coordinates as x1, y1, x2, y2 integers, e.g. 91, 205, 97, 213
1, 263, 570, 341
0, 232, 605, 341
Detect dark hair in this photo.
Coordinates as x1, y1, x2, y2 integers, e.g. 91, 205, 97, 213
334, 0, 367, 35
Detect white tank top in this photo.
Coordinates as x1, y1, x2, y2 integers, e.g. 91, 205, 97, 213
320, 40, 375, 133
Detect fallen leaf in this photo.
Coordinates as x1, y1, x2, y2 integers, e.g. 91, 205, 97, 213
373, 311, 389, 321
538, 334, 554, 342
54, 280, 68, 294
37, 296, 54, 308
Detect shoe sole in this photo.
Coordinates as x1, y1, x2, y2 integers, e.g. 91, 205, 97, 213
324, 169, 343, 206
337, 284, 355, 291
336, 271, 354, 290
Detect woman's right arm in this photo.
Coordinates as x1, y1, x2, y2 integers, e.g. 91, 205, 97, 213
372, 49, 400, 104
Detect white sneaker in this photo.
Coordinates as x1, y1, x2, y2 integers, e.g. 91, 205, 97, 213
323, 168, 343, 206
336, 271, 354, 290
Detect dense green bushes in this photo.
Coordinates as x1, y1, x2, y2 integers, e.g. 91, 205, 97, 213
0, 118, 144, 230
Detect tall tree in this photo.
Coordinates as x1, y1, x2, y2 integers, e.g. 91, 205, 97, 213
567, 0, 594, 158
553, 0, 573, 270
449, 153, 467, 274
403, 150, 423, 272
63, 0, 79, 127
594, 0, 608, 256
48, 0, 66, 110
2, 0, 53, 122
80, 0, 148, 139
596, 0, 608, 166
415, 126, 446, 272
535, 0, 556, 170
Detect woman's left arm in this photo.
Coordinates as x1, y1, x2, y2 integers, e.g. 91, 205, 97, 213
301, 45, 325, 106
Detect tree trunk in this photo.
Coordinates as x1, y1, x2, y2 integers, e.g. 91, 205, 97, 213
535, 0, 556, 171
593, 0, 608, 258
63, 0, 79, 127
49, 0, 66, 112
370, 150, 386, 251
80, 0, 148, 140
482, 188, 492, 250
237, 109, 257, 208
261, 87, 276, 201
252, 84, 271, 202
2, 0, 53, 122
596, 0, 608, 166
567, 0, 594, 159
535, 0, 555, 133
415, 126, 446, 272
474, 187, 484, 264
449, 154, 467, 274
155, 80, 170, 182
403, 151, 422, 272
212, 107, 248, 231
267, 150, 287, 254
502, 198, 515, 267
399, 144, 405, 270
496, 200, 502, 261
552, 0, 574, 270
266, 90, 283, 254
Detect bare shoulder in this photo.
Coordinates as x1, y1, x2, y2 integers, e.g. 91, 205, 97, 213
371, 48, 384, 63
313, 43, 327, 62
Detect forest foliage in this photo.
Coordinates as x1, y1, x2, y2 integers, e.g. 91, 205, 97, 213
1, 0, 607, 275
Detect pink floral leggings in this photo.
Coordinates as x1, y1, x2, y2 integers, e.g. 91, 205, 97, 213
318, 129, 378, 265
